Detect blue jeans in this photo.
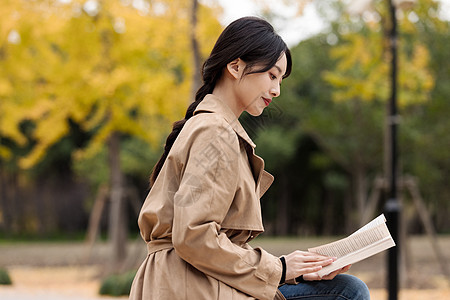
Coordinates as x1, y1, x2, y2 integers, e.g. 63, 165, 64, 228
278, 274, 370, 300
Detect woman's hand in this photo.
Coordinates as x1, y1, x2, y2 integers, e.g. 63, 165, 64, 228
284, 250, 336, 281
303, 264, 352, 281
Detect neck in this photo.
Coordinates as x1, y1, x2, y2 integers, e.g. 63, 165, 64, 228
212, 79, 243, 118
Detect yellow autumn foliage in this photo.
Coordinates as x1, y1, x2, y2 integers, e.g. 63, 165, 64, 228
0, 0, 222, 168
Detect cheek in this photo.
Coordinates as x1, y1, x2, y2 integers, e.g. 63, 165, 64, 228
248, 80, 267, 96
260, 77, 273, 89
240, 75, 270, 98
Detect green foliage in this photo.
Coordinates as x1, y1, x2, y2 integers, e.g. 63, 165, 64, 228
283, 34, 386, 174
0, 268, 12, 285
254, 126, 298, 172
73, 135, 163, 192
400, 22, 450, 230
251, 0, 449, 233
73, 146, 109, 189
121, 137, 164, 181
99, 270, 136, 297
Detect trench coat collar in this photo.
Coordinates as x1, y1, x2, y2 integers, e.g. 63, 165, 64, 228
194, 94, 256, 148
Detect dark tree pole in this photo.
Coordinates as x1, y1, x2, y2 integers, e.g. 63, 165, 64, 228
384, 0, 401, 299
190, 0, 202, 101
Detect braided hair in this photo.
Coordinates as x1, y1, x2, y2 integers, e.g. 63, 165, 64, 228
149, 16, 292, 185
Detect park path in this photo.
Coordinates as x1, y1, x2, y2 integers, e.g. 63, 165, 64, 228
0, 288, 124, 300
0, 266, 127, 300
1, 265, 449, 300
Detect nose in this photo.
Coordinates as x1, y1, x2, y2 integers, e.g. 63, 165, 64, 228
270, 82, 281, 98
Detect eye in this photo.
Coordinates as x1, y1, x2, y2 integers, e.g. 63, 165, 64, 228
270, 73, 277, 80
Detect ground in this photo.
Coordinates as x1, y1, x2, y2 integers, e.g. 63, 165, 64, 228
0, 235, 449, 299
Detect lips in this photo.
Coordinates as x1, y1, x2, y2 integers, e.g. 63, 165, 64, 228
262, 97, 272, 106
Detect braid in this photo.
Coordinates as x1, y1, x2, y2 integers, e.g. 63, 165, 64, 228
194, 60, 217, 103
149, 80, 215, 186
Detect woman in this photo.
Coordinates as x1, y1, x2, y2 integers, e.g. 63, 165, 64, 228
129, 17, 370, 300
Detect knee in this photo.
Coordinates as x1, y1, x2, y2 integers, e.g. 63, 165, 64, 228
336, 274, 370, 300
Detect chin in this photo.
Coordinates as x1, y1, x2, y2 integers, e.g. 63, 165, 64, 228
247, 110, 264, 117
246, 106, 265, 116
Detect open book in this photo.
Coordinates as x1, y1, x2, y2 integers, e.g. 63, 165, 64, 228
308, 214, 396, 277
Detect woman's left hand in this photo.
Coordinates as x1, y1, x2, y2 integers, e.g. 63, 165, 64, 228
303, 264, 352, 281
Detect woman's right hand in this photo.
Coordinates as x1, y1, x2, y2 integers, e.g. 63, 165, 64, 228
283, 250, 336, 281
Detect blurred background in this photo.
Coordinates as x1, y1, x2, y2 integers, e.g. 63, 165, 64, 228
0, 0, 449, 299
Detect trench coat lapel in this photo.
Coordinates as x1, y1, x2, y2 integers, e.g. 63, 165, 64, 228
249, 151, 274, 198
194, 94, 274, 198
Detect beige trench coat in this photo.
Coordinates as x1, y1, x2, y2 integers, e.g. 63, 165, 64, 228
129, 94, 286, 300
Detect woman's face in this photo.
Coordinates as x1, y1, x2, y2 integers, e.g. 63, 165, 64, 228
236, 53, 287, 116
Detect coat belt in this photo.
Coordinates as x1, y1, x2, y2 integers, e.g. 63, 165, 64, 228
146, 239, 174, 254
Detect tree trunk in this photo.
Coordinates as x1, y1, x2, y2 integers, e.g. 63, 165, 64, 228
189, 0, 202, 101
344, 186, 353, 234
6, 168, 20, 234
353, 163, 368, 226
322, 188, 335, 235
108, 132, 127, 269
86, 184, 109, 245
0, 161, 10, 233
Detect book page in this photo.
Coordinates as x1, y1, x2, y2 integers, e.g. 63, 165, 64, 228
315, 235, 395, 277
308, 222, 391, 258
308, 214, 395, 276
350, 214, 386, 236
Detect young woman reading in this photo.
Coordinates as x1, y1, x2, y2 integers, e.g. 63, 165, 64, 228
129, 16, 370, 300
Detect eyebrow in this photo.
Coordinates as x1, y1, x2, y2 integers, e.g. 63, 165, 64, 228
273, 65, 282, 74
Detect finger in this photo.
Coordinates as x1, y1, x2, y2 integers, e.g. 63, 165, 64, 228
294, 265, 322, 277
302, 252, 333, 260
322, 269, 340, 280
298, 259, 333, 268
301, 265, 322, 275
321, 258, 335, 266
300, 255, 335, 263
340, 264, 352, 273
303, 273, 321, 281
323, 264, 351, 280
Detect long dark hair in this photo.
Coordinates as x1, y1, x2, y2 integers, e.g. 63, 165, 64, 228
149, 16, 292, 185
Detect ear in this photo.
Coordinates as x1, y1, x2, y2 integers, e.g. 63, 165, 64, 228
226, 58, 245, 80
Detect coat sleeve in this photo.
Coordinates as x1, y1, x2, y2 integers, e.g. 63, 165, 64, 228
171, 115, 282, 300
